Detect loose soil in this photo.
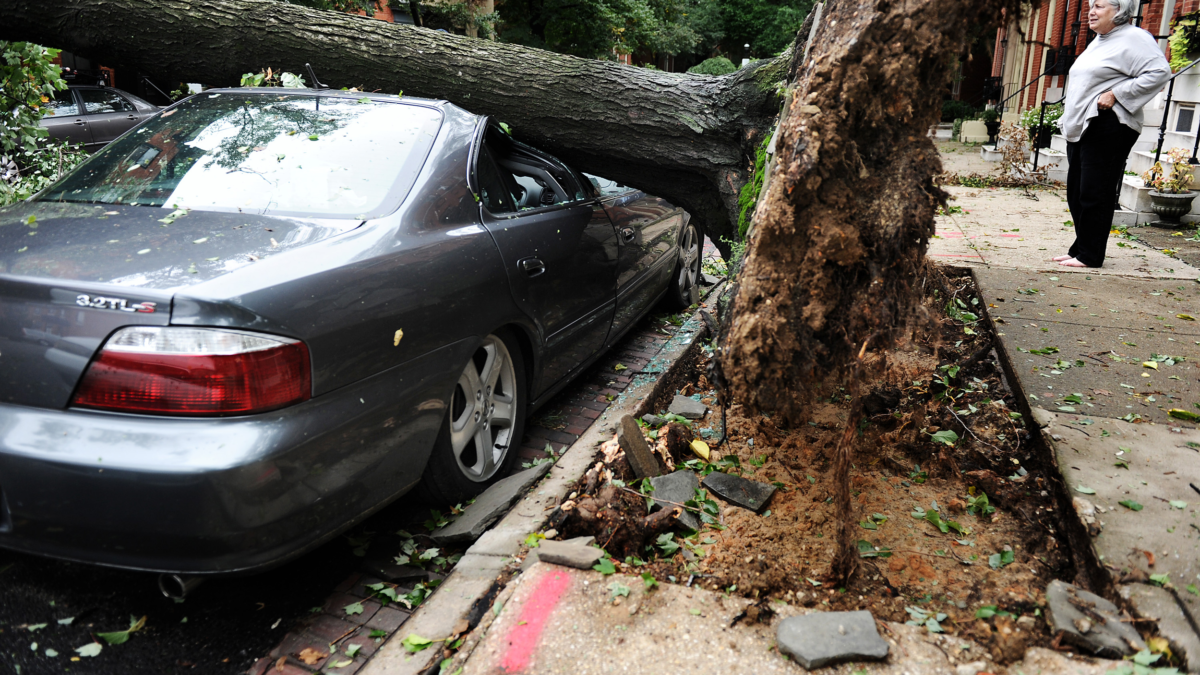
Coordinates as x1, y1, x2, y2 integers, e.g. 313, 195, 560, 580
558, 266, 1081, 664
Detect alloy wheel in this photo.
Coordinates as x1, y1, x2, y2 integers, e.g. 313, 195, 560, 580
676, 223, 702, 305
448, 335, 517, 482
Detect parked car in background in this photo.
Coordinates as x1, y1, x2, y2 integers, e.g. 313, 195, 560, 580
40, 84, 160, 150
0, 88, 702, 576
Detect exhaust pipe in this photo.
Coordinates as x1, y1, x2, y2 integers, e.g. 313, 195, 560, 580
158, 574, 204, 600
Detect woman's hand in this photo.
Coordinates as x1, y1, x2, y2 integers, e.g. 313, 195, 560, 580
1098, 90, 1117, 110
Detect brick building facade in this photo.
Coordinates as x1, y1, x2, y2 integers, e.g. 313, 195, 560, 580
990, 0, 1176, 114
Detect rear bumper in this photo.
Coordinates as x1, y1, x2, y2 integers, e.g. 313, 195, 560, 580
0, 341, 468, 574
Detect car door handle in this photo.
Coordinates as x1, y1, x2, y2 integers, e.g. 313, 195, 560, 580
620, 227, 636, 243
518, 257, 545, 277
126, 115, 137, 120
73, 119, 86, 125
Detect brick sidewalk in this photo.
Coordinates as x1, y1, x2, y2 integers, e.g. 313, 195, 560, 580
247, 238, 723, 675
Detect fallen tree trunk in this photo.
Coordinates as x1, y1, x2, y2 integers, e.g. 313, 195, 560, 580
0, 0, 790, 250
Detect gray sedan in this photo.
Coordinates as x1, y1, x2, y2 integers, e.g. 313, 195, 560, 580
40, 84, 159, 150
0, 88, 702, 574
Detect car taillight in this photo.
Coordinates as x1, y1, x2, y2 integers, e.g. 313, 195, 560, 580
71, 327, 311, 416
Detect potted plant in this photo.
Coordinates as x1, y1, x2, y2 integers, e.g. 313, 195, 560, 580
981, 108, 1002, 145
1020, 103, 1063, 149
1142, 147, 1198, 225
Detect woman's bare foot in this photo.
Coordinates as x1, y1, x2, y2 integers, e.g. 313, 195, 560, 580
1052, 254, 1072, 262
1059, 257, 1088, 267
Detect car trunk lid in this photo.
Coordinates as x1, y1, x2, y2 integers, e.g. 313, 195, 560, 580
0, 202, 359, 409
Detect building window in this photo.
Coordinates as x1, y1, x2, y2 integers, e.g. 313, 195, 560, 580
1175, 104, 1195, 134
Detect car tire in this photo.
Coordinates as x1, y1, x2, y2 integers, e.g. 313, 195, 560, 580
665, 219, 702, 309
418, 330, 528, 505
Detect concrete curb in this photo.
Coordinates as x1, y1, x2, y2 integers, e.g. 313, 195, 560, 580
359, 286, 723, 675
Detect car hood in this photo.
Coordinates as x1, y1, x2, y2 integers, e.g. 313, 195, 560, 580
0, 202, 361, 291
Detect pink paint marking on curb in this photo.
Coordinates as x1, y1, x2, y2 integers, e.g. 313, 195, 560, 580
498, 568, 574, 672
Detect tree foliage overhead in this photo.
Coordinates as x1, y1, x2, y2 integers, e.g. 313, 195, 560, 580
496, 0, 724, 61
719, 0, 813, 58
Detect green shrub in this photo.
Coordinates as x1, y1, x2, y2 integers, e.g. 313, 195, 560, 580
0, 140, 87, 207
687, 57, 737, 76
942, 99, 978, 123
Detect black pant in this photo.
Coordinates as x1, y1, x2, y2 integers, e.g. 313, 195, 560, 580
1065, 109, 1140, 267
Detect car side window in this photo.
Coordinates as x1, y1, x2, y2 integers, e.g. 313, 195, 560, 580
482, 126, 587, 212
43, 89, 79, 117
476, 145, 516, 214
585, 173, 635, 198
79, 89, 135, 114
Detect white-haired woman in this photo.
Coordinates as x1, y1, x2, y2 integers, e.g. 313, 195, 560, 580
1056, 0, 1170, 267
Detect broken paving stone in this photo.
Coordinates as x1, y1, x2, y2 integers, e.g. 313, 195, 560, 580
648, 470, 701, 531
1030, 407, 1055, 429
619, 414, 662, 479
641, 414, 664, 427
522, 536, 595, 571
1045, 580, 1145, 657
431, 463, 552, 546
362, 558, 428, 584
702, 471, 776, 513
668, 395, 707, 420
535, 540, 605, 569
776, 610, 889, 669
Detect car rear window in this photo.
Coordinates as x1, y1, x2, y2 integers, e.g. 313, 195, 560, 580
44, 93, 443, 219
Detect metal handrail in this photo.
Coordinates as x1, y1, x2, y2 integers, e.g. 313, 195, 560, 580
1031, 94, 1067, 170
1152, 58, 1200, 164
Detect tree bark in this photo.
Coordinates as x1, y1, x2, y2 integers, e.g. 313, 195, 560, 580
0, 0, 788, 251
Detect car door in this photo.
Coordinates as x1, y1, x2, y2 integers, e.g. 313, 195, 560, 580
77, 88, 141, 147
39, 88, 93, 147
589, 174, 685, 342
474, 124, 619, 395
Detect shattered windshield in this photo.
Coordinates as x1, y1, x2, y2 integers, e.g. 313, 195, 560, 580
42, 93, 443, 219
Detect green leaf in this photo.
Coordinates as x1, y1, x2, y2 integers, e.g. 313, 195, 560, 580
1118, 499, 1144, 512
96, 615, 146, 645
26, 623, 46, 632
345, 643, 362, 658
859, 520, 878, 530
75, 643, 102, 657
1075, 485, 1097, 495
1150, 573, 1171, 587
641, 572, 659, 590
1187, 584, 1199, 597
344, 601, 365, 615
401, 634, 434, 653
593, 558, 616, 575
608, 581, 631, 599
1168, 409, 1200, 422
1132, 650, 1162, 666
929, 430, 959, 446
370, 629, 388, 638
308, 134, 319, 141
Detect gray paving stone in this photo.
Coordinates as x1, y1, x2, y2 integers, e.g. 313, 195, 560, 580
431, 463, 552, 545
618, 414, 662, 479
1045, 580, 1145, 657
702, 471, 776, 513
362, 559, 428, 584
648, 470, 701, 531
776, 610, 889, 669
668, 395, 707, 420
522, 536, 598, 571
536, 540, 605, 569
641, 414, 664, 427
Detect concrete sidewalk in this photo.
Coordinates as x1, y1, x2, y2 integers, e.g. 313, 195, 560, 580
931, 147, 1200, 670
